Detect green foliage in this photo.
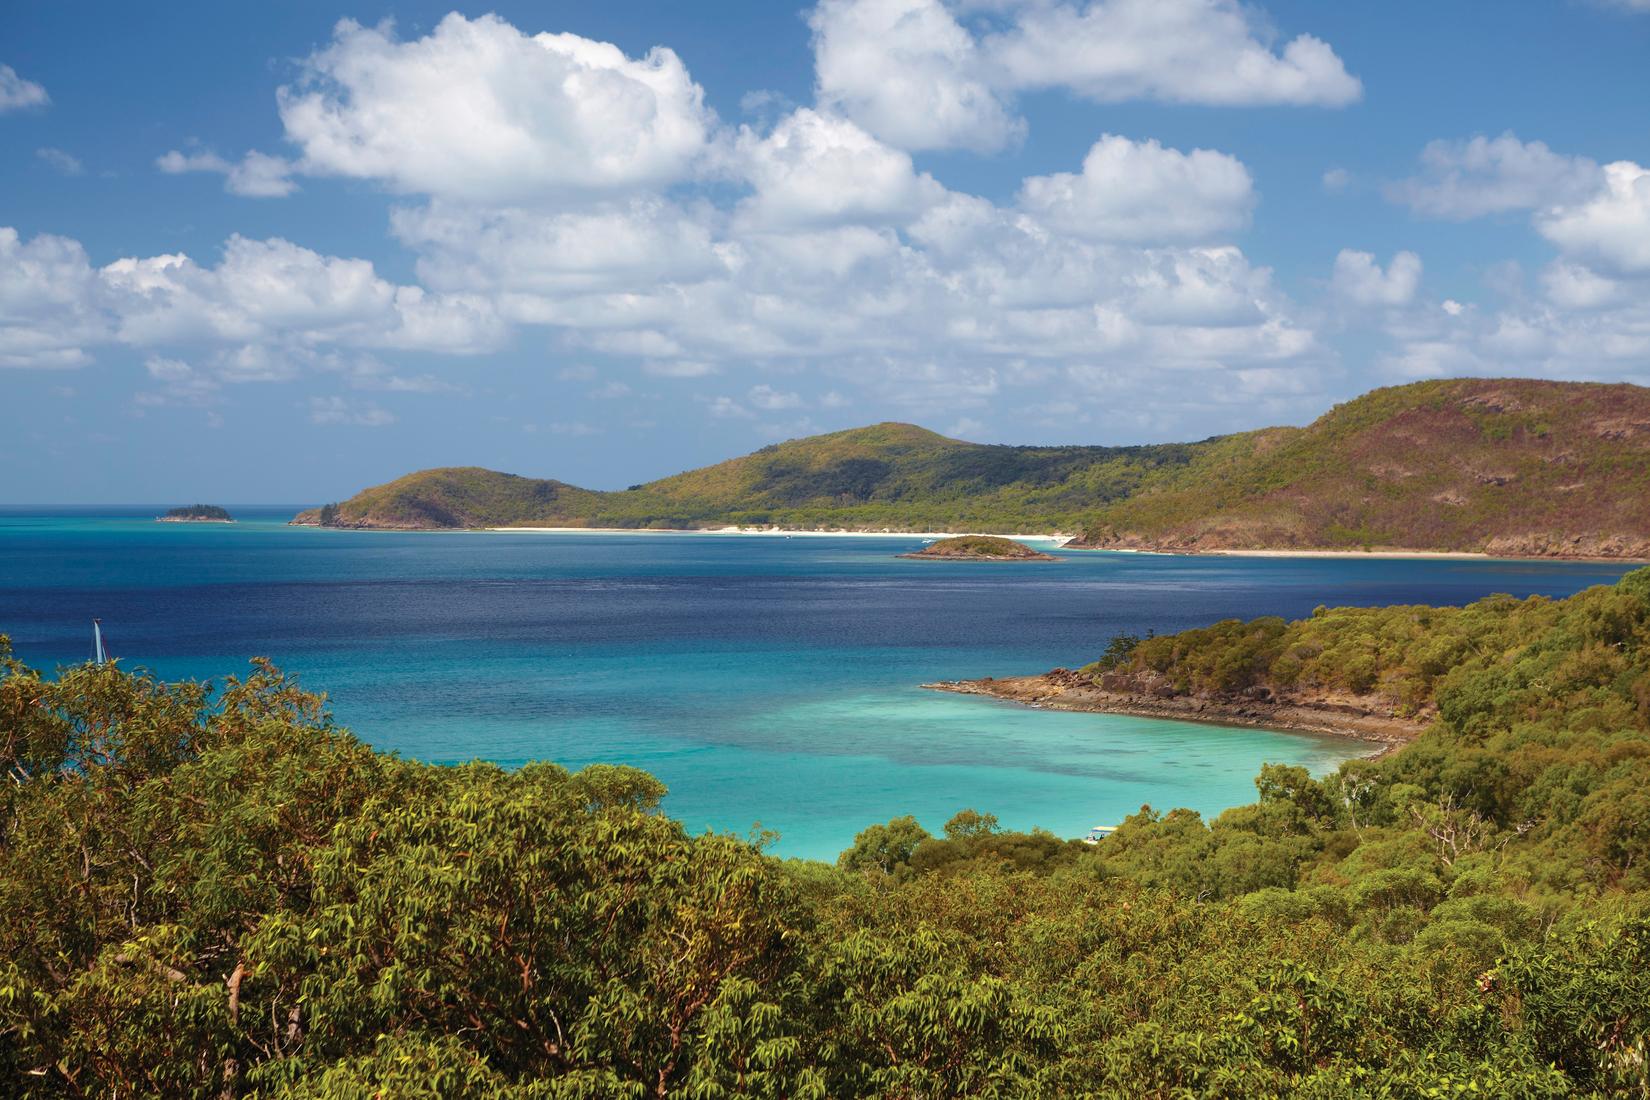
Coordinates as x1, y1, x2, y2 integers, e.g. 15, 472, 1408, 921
292, 381, 1650, 553
294, 421, 1225, 532
905, 535, 1053, 559
162, 504, 233, 521
1080, 377, 1650, 554
8, 564, 1650, 1093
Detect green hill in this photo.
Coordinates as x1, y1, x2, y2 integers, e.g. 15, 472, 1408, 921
1077, 378, 1650, 557
295, 422, 1212, 533
296, 379, 1650, 558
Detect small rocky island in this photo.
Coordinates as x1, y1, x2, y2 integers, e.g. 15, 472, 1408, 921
157, 504, 235, 523
899, 535, 1057, 561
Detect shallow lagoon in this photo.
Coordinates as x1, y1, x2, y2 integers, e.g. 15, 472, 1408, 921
1, 509, 1634, 858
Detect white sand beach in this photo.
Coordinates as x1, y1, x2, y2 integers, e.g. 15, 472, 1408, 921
490, 526, 1075, 543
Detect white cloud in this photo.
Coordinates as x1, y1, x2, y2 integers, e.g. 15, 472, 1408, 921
157, 149, 298, 197
0, 229, 105, 368
0, 226, 504, 373
393, 197, 722, 296
225, 152, 299, 198
138, 355, 220, 406
1321, 168, 1351, 193
801, 0, 1357, 155
0, 64, 48, 112
705, 395, 754, 418
748, 384, 803, 410
308, 395, 395, 426
735, 109, 945, 229
278, 14, 713, 201
809, 0, 1021, 152
35, 147, 83, 176
1331, 250, 1422, 307
983, 0, 1361, 108
1388, 133, 1602, 219
1018, 135, 1254, 243
1536, 160, 1650, 276
1370, 150, 1650, 384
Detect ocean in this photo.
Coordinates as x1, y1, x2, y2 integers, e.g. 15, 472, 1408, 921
1, 507, 1635, 859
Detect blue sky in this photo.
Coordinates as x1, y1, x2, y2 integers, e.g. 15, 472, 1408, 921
3, 0, 1648, 504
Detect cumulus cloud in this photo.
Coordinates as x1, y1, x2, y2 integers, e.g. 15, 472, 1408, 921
983, 0, 1361, 108
1331, 250, 1422, 307
0, 229, 105, 368
802, 0, 1358, 154
735, 109, 946, 230
35, 147, 83, 175
1351, 156, 1650, 388
157, 149, 298, 197
0, 226, 504, 371
1018, 135, 1254, 243
809, 0, 1021, 152
1367, 135, 1650, 389
137, 355, 220, 407
277, 14, 713, 201
308, 395, 395, 426
1388, 133, 1603, 219
748, 384, 803, 410
393, 197, 723, 296
1536, 160, 1650, 276
0, 64, 48, 112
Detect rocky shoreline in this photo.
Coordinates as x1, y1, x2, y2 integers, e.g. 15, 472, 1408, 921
1066, 533, 1650, 563
923, 670, 1426, 753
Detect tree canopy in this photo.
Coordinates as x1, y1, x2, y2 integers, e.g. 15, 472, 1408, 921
5, 567, 1650, 1094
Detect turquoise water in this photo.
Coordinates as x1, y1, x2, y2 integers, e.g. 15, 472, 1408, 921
1, 509, 1635, 859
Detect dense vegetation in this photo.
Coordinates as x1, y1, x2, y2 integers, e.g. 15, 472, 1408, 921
900, 535, 1055, 560
1078, 586, 1599, 721
6, 567, 1650, 1094
160, 505, 233, 521
296, 422, 1210, 533
1080, 378, 1650, 557
295, 380, 1650, 559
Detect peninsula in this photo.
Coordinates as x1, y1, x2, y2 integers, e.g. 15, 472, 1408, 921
899, 535, 1057, 561
295, 378, 1650, 560
925, 585, 1576, 748
156, 504, 234, 523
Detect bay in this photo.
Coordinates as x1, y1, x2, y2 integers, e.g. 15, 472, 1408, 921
0, 508, 1634, 859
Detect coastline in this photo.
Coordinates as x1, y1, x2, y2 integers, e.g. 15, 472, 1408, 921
924, 674, 1424, 756
489, 526, 1074, 542
1065, 545, 1649, 564
291, 522, 1643, 562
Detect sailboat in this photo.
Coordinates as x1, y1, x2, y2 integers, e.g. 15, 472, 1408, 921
92, 619, 111, 666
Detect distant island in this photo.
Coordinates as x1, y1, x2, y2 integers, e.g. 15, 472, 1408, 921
900, 535, 1057, 561
294, 378, 1650, 560
157, 504, 234, 523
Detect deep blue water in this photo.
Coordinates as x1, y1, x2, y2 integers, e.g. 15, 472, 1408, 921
1, 508, 1635, 858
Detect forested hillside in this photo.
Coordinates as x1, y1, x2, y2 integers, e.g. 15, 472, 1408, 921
294, 422, 1211, 532
5, 568, 1650, 1094
1077, 377, 1650, 557
295, 379, 1650, 560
